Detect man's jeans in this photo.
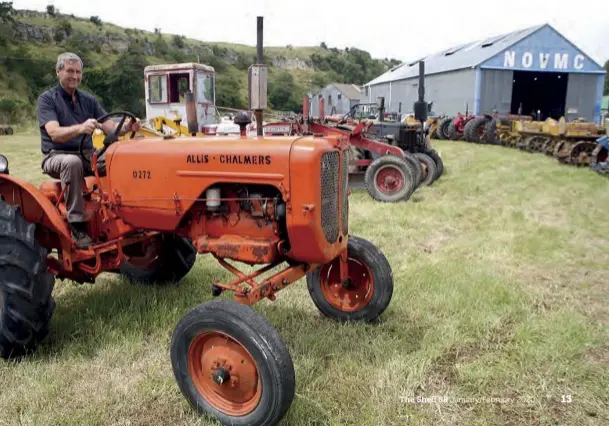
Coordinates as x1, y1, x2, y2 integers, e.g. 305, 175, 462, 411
41, 152, 89, 223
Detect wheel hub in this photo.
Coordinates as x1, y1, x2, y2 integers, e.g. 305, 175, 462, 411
375, 165, 404, 194
188, 332, 261, 416
212, 366, 231, 385
320, 257, 374, 312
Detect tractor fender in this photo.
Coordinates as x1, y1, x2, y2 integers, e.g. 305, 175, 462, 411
0, 174, 71, 241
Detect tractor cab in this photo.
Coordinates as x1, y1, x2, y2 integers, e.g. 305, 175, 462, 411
144, 63, 217, 133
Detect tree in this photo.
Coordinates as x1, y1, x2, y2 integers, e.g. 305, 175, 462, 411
0, 1, 14, 44
268, 71, 305, 112
103, 46, 148, 116
215, 73, 245, 109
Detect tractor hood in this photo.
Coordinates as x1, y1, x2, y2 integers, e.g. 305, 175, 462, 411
103, 135, 303, 229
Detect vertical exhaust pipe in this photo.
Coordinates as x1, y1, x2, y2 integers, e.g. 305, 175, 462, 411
185, 91, 198, 135
303, 94, 309, 119
256, 16, 264, 137
320, 97, 325, 121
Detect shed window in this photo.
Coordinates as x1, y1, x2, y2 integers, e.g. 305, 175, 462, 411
338, 93, 342, 100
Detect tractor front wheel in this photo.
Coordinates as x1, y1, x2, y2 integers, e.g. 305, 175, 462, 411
0, 200, 55, 360
171, 299, 295, 426
364, 155, 416, 202
306, 235, 394, 322
120, 234, 197, 285
414, 153, 437, 186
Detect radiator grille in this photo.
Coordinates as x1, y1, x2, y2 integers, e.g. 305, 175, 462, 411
320, 150, 339, 243
341, 150, 349, 236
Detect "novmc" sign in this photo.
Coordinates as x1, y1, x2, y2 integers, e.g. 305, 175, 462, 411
503, 51, 585, 70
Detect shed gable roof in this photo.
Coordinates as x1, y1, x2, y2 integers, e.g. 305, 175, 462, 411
365, 23, 604, 86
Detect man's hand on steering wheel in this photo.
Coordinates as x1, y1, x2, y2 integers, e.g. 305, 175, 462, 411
79, 111, 140, 165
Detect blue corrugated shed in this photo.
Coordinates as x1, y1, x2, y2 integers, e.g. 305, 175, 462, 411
366, 23, 605, 86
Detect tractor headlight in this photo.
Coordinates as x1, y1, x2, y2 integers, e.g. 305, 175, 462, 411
0, 155, 8, 174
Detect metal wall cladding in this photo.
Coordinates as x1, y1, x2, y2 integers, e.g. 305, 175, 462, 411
565, 73, 601, 122
479, 69, 514, 114
366, 69, 477, 117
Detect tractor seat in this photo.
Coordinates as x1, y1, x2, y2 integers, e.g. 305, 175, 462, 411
39, 177, 98, 204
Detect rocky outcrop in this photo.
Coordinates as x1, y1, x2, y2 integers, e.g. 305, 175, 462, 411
9, 9, 313, 70
272, 57, 313, 70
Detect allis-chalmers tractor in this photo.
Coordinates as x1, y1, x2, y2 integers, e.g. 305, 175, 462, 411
0, 54, 394, 426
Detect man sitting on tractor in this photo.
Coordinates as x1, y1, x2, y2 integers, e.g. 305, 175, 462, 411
37, 52, 141, 249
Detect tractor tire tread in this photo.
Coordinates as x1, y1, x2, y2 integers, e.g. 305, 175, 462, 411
171, 299, 295, 426
0, 201, 55, 360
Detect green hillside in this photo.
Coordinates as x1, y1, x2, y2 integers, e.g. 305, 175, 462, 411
0, 2, 401, 124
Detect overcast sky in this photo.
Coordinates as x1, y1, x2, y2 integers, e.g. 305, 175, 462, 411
14, 0, 609, 66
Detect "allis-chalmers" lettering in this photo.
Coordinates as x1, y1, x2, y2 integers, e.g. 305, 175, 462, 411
220, 154, 271, 165
186, 154, 272, 165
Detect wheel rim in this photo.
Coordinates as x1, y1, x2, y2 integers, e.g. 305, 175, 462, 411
188, 331, 262, 416
374, 165, 405, 194
319, 256, 374, 312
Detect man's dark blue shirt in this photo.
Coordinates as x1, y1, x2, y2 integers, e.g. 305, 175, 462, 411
37, 85, 106, 155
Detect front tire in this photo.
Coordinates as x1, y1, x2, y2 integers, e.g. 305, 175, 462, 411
0, 201, 55, 360
414, 153, 437, 186
171, 300, 295, 426
364, 155, 416, 202
306, 236, 393, 322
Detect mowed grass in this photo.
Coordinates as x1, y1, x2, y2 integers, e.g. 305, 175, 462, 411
1, 134, 609, 425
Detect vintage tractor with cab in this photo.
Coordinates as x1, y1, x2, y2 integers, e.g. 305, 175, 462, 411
0, 47, 394, 426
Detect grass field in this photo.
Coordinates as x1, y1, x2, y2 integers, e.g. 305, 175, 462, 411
1, 134, 608, 425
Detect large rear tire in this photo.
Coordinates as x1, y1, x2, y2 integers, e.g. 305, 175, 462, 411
0, 200, 55, 360
171, 299, 295, 426
120, 234, 197, 285
438, 117, 453, 140
364, 155, 416, 202
464, 116, 490, 143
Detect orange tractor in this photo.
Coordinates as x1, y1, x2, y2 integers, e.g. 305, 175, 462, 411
0, 19, 394, 426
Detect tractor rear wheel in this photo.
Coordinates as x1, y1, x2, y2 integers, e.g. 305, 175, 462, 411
171, 299, 295, 426
364, 155, 416, 202
438, 117, 453, 140
120, 234, 197, 285
464, 117, 490, 143
0, 200, 55, 360
414, 153, 437, 186
306, 235, 393, 322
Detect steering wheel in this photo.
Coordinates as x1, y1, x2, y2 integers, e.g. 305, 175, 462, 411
80, 110, 139, 165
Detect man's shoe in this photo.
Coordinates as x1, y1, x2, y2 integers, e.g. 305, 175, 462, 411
69, 221, 93, 249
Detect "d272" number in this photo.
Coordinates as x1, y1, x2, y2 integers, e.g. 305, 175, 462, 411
133, 170, 151, 179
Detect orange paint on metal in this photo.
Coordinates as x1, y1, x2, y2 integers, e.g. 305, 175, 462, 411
196, 235, 278, 264
0, 174, 71, 241
3, 130, 351, 303
187, 331, 262, 416
319, 255, 374, 312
